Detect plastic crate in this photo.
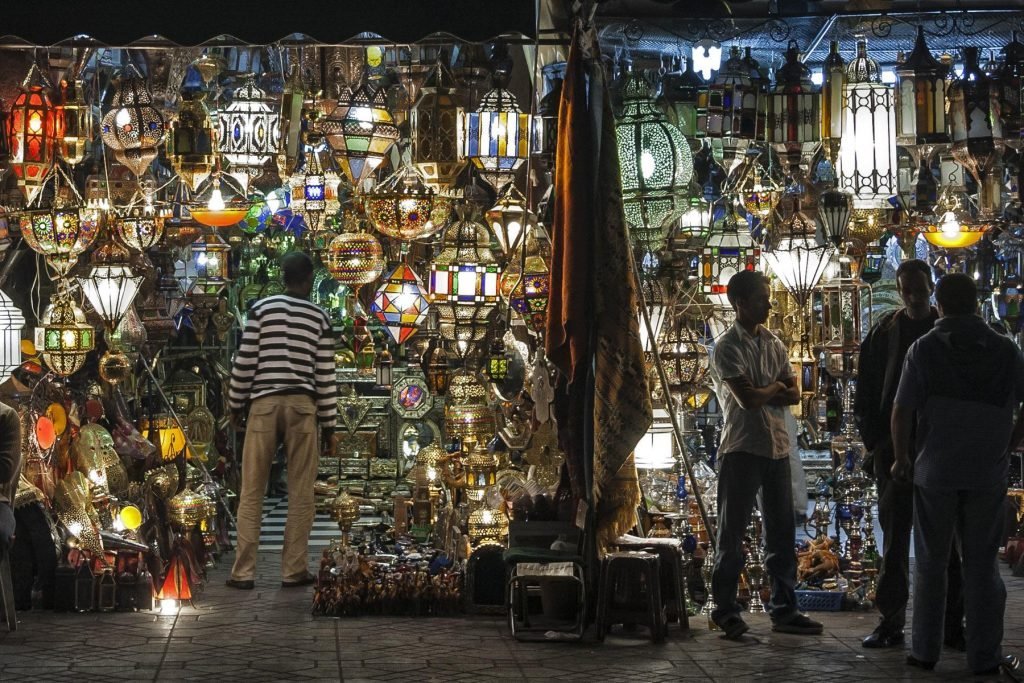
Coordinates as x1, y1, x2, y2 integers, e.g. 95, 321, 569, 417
796, 589, 844, 612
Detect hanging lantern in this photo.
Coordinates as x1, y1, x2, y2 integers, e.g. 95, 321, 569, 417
464, 446, 498, 502
322, 81, 401, 186
100, 68, 166, 177
921, 185, 991, 249
762, 212, 835, 309
838, 39, 897, 209
445, 371, 495, 448
0, 103, 9, 175
639, 278, 668, 354
820, 40, 846, 165
706, 47, 761, 184
218, 75, 282, 193
54, 79, 93, 166
289, 134, 328, 234
677, 197, 714, 241
657, 304, 710, 403
186, 233, 232, 301
370, 263, 430, 344
998, 32, 1024, 147
533, 76, 563, 171
428, 206, 502, 357
949, 46, 1004, 215
616, 72, 694, 253
740, 167, 781, 228
424, 341, 450, 396
485, 184, 536, 256
700, 204, 760, 309
410, 62, 467, 191
364, 164, 452, 241
659, 59, 703, 139
816, 188, 854, 249
114, 206, 167, 251
6, 64, 57, 203
190, 176, 250, 228
0, 289, 25, 384
895, 27, 949, 168
35, 292, 96, 377
461, 79, 534, 191
167, 90, 215, 192
500, 234, 549, 333
19, 204, 101, 277
768, 41, 821, 178
468, 504, 508, 547
325, 231, 385, 286
78, 243, 143, 333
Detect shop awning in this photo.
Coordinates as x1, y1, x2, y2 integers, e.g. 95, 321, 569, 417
0, 0, 538, 47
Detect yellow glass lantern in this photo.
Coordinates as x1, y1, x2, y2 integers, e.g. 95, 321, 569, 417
411, 62, 467, 191
322, 81, 401, 186
921, 186, 991, 249
140, 414, 187, 460
464, 446, 498, 502
6, 63, 58, 204
365, 164, 452, 241
54, 79, 94, 166
100, 67, 166, 177
325, 231, 385, 287
468, 504, 509, 546
370, 263, 430, 344
34, 292, 96, 377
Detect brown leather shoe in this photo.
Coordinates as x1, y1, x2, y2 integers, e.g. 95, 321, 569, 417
225, 578, 255, 590
281, 573, 316, 588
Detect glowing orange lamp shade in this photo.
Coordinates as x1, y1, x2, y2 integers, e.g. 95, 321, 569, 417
35, 415, 56, 449
190, 207, 250, 228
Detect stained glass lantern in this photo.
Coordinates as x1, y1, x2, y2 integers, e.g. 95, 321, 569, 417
186, 233, 231, 301
659, 60, 703, 139
616, 73, 694, 254
949, 47, 1003, 215
700, 205, 760, 309
35, 292, 95, 377
921, 185, 991, 249
817, 188, 853, 249
839, 40, 897, 209
0, 289, 25, 384
115, 206, 167, 251
167, 91, 215, 192
461, 81, 534, 191
895, 27, 949, 172
218, 75, 282, 193
139, 414, 186, 460
100, 68, 166, 177
289, 135, 328, 234
768, 41, 821, 177
500, 239, 550, 333
485, 184, 536, 255
0, 104, 9, 174
6, 64, 57, 204
410, 62, 467, 191
740, 168, 781, 228
325, 231, 385, 286
707, 47, 761, 183
78, 244, 143, 333
533, 76, 563, 172
364, 164, 453, 241
322, 81, 401, 186
677, 197, 714, 241
54, 79, 94, 166
370, 263, 430, 344
428, 206, 502, 357
762, 212, 835, 309
19, 205, 101, 277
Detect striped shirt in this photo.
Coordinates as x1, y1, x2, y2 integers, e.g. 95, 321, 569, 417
228, 294, 337, 426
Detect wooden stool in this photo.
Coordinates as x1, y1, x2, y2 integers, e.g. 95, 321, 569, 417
614, 539, 689, 631
596, 551, 666, 643
1, 544, 16, 631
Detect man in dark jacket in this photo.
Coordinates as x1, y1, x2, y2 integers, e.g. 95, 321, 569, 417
853, 259, 962, 649
892, 273, 1022, 675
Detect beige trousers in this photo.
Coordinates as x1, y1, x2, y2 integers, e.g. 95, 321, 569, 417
230, 394, 319, 582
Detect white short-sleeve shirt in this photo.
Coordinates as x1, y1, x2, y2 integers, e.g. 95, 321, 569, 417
711, 322, 795, 460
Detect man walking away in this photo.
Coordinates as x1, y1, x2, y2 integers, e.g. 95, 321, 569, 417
854, 259, 963, 649
226, 252, 337, 589
709, 270, 822, 639
892, 273, 1022, 675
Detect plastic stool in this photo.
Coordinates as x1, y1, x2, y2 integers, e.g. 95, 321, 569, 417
596, 551, 666, 642
614, 539, 689, 631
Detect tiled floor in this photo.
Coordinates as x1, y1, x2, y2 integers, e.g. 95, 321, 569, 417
2, 549, 1023, 681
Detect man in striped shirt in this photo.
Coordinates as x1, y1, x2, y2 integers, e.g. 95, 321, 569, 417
226, 252, 337, 589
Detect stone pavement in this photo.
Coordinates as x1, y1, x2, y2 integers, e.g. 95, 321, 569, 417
1, 552, 1022, 682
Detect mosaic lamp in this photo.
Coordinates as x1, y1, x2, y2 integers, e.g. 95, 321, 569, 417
0, 289, 25, 384
217, 74, 282, 193
371, 263, 431, 345
35, 291, 96, 377
6, 63, 57, 204
322, 80, 401, 186
100, 67, 166, 177
326, 231, 386, 288
114, 205, 167, 251
616, 72, 693, 254
699, 203, 760, 309
499, 232, 550, 333
364, 163, 453, 241
461, 76, 533, 191
18, 198, 101, 277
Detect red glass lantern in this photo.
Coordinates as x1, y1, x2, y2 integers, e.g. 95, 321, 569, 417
6, 64, 57, 204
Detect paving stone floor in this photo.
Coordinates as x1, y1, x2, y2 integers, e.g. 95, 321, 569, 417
2, 551, 1022, 682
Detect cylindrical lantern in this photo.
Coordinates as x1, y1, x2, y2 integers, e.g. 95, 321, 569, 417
6, 64, 58, 204
533, 75, 563, 171
0, 289, 25, 383
821, 40, 846, 163
700, 205, 760, 309
634, 410, 676, 470
461, 81, 533, 191
218, 75, 282, 193
949, 47, 1003, 185
410, 62, 467, 191
370, 263, 430, 344
616, 72, 694, 254
100, 68, 166, 177
768, 40, 821, 173
659, 59, 703, 139
35, 293, 95, 377
895, 27, 949, 151
167, 91, 215, 192
54, 79, 94, 166
838, 39, 897, 209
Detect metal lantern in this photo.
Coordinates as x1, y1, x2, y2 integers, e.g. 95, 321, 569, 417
707, 46, 761, 183
533, 76, 563, 171
55, 79, 94, 166
114, 206, 166, 251
821, 40, 846, 163
0, 289, 25, 384
485, 183, 536, 255
217, 75, 282, 193
839, 39, 897, 209
410, 62, 467, 191
659, 59, 703, 139
6, 64, 58, 204
290, 135, 328, 234
19, 205, 101, 276
446, 371, 495, 448
500, 240, 550, 333
639, 277, 668, 354
78, 249, 143, 333
462, 82, 533, 191
370, 263, 431, 344
464, 446, 498, 501
677, 197, 714, 241
768, 41, 821, 177
762, 212, 835, 309
998, 33, 1024, 146
364, 164, 452, 241
700, 204, 760, 309
35, 292, 96, 377
468, 505, 508, 547
816, 188, 854, 249
921, 185, 990, 249
325, 231, 385, 286
616, 73, 694, 253
186, 233, 231, 301
657, 303, 710, 403
428, 206, 502, 356
949, 47, 1003, 215
322, 81, 401, 186
167, 91, 215, 192
100, 68, 166, 177
895, 27, 949, 167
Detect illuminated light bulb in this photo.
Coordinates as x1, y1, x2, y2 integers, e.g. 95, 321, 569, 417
207, 186, 226, 212
481, 509, 494, 525
67, 521, 83, 537
426, 466, 437, 482
692, 40, 723, 81
940, 211, 961, 237
160, 599, 179, 614
115, 108, 132, 127
640, 151, 657, 179
62, 330, 77, 347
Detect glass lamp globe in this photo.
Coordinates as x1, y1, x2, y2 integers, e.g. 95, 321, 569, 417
325, 231, 385, 286
370, 263, 431, 345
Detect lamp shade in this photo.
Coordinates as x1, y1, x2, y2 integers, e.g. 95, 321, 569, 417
78, 264, 143, 332
462, 85, 533, 191
371, 263, 430, 344
616, 73, 693, 253
217, 75, 281, 192
19, 207, 101, 276
0, 289, 25, 384
326, 231, 385, 286
816, 189, 853, 249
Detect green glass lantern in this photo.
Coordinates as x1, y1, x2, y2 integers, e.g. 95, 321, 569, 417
35, 292, 95, 377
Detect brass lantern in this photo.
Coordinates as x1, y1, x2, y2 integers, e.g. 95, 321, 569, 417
657, 303, 711, 405
289, 134, 329, 235
54, 79, 94, 166
949, 46, 1003, 216
325, 231, 385, 288
19, 202, 101, 277
100, 67, 166, 178
485, 183, 536, 256
817, 188, 854, 250
707, 46, 761, 184
500, 233, 550, 333
428, 205, 502, 357
998, 33, 1024, 146
35, 291, 96, 377
217, 74, 282, 193
462, 77, 534, 191
6, 63, 58, 204
767, 41, 821, 179
115, 206, 167, 251
410, 62, 467, 191
167, 90, 215, 192
468, 504, 508, 547
322, 80, 401, 186
895, 27, 949, 169
446, 371, 496, 450
364, 164, 453, 241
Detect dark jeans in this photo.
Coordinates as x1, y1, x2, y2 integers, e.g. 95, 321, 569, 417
0, 502, 12, 547
912, 485, 1005, 671
875, 461, 963, 634
11, 502, 57, 610
712, 452, 798, 623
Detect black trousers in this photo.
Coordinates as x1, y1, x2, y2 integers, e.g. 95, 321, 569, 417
875, 461, 963, 634
712, 452, 798, 623
11, 502, 58, 610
